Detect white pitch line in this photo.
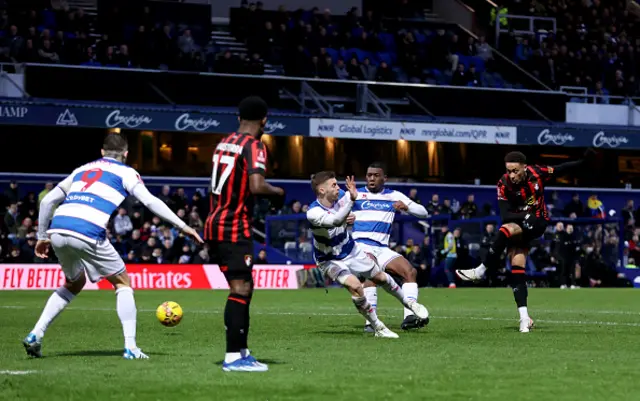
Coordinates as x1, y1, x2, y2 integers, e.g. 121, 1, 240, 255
2, 305, 639, 327
0, 370, 38, 375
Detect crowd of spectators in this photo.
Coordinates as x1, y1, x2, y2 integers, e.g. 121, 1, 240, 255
0, 2, 213, 72
501, 0, 640, 98
6, 0, 640, 95
228, 2, 498, 86
0, 179, 636, 288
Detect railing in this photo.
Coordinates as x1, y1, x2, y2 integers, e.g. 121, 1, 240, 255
495, 14, 557, 47
20, 62, 570, 122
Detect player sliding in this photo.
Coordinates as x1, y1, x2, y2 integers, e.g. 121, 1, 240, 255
351, 163, 430, 332
456, 150, 593, 332
306, 171, 429, 338
24, 134, 203, 359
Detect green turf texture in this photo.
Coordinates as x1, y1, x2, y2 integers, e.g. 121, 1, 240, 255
1, 288, 639, 401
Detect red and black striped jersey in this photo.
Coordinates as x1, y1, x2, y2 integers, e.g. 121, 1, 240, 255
204, 132, 267, 243
497, 164, 554, 220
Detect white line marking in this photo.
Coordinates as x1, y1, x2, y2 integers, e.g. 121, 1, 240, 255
0, 370, 37, 375
2, 305, 639, 328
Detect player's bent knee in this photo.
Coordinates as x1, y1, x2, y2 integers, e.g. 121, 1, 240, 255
404, 265, 418, 282
503, 223, 522, 236
341, 275, 363, 295
362, 279, 376, 288
370, 271, 388, 285
64, 273, 86, 295
106, 270, 131, 289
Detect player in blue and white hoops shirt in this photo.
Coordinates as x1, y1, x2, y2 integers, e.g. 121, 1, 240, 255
23, 134, 203, 360
306, 171, 429, 338
352, 163, 430, 332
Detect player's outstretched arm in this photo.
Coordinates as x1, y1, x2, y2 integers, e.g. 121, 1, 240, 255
547, 148, 597, 176
249, 173, 285, 197
306, 196, 355, 228
131, 184, 203, 243
392, 192, 428, 218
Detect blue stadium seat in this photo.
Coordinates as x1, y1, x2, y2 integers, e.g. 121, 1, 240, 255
351, 27, 364, 38
42, 10, 56, 29
377, 33, 396, 51
393, 67, 408, 82
376, 52, 394, 66
325, 48, 339, 62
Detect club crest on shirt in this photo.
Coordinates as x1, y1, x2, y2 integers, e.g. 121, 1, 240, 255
244, 255, 252, 266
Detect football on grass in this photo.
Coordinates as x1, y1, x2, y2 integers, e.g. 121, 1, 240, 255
156, 301, 183, 327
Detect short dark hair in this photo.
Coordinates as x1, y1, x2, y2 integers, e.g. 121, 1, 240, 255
238, 96, 268, 121
311, 171, 336, 194
368, 162, 387, 175
103, 134, 128, 153
504, 151, 526, 164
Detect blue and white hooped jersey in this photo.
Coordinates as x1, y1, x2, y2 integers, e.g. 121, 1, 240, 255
352, 187, 413, 247
48, 158, 143, 242
306, 190, 355, 263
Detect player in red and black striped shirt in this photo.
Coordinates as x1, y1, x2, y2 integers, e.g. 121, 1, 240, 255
204, 96, 284, 372
456, 150, 594, 332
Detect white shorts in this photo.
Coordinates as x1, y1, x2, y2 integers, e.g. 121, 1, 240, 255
50, 233, 126, 283
318, 243, 383, 283
356, 242, 402, 269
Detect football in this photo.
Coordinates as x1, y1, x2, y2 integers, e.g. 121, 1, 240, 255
156, 301, 183, 327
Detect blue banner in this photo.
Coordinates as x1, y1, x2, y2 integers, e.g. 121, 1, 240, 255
0, 104, 308, 136
517, 125, 640, 149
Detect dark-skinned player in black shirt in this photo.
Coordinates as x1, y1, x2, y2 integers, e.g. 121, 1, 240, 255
456, 149, 595, 333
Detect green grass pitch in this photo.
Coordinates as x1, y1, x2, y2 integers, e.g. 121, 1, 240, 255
1, 288, 639, 401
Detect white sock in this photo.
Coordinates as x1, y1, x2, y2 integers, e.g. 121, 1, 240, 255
379, 273, 412, 308
476, 264, 487, 276
402, 283, 419, 319
241, 348, 250, 358
32, 287, 75, 339
518, 306, 529, 320
363, 287, 377, 326
352, 296, 380, 326
116, 287, 137, 350
225, 352, 242, 363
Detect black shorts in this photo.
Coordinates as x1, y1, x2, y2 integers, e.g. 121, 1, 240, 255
208, 240, 254, 281
511, 217, 548, 249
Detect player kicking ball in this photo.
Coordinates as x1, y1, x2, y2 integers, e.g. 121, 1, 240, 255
23, 134, 203, 359
306, 171, 429, 338
350, 163, 430, 332
456, 150, 593, 332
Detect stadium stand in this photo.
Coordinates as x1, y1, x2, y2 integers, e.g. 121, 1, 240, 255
0, 1, 528, 88
499, 0, 640, 98
229, 3, 504, 87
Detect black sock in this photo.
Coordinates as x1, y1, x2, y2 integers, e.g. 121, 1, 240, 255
510, 266, 528, 308
224, 293, 251, 353
484, 227, 511, 270
242, 294, 252, 350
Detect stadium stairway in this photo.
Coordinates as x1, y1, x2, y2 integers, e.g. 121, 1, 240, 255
210, 25, 279, 75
